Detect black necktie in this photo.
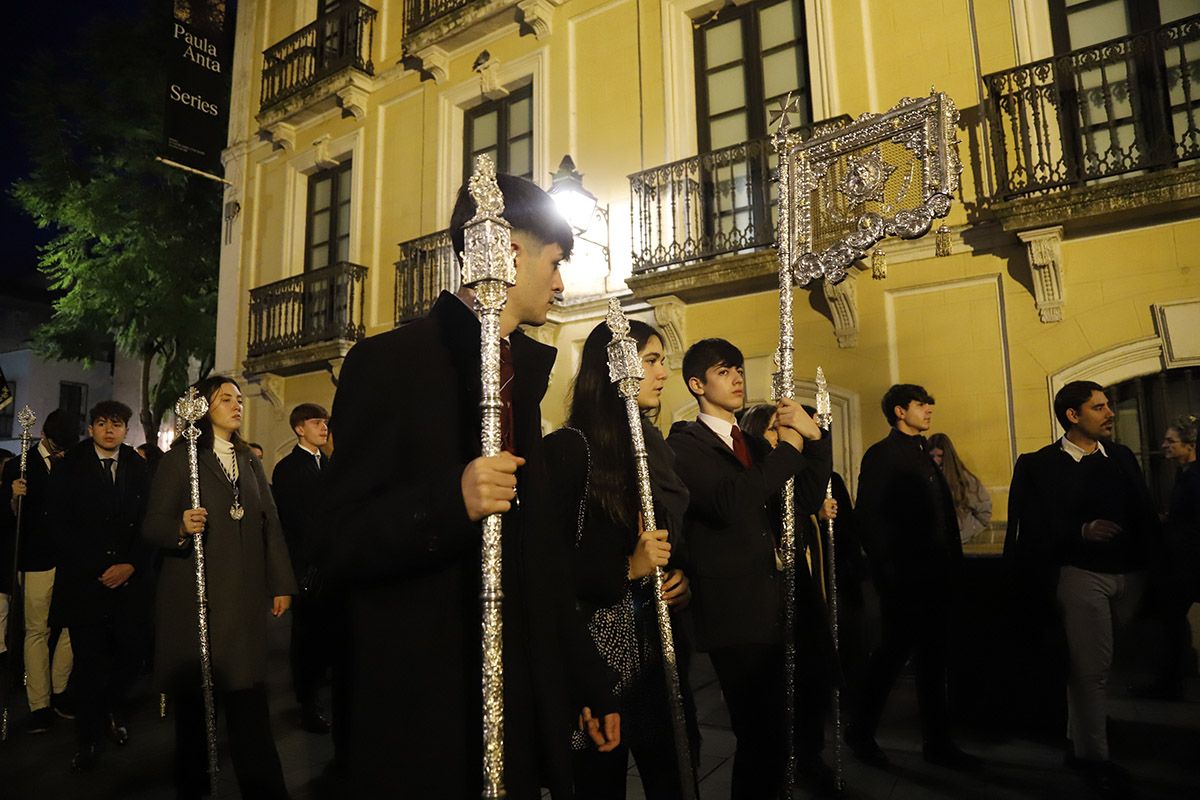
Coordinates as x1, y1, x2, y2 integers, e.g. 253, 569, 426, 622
101, 458, 116, 484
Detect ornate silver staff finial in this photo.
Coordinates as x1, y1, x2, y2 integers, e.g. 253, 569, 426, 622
815, 367, 832, 432
3, 405, 38, 741
604, 299, 699, 799
174, 386, 219, 786
461, 153, 512, 800
15, 405, 36, 476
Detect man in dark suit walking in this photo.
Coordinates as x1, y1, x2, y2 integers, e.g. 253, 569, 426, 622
847, 384, 979, 770
316, 174, 618, 798
46, 400, 151, 770
1005, 380, 1155, 797
271, 402, 332, 735
667, 338, 831, 799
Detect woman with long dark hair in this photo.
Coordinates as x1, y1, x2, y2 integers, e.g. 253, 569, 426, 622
142, 375, 296, 800
545, 320, 698, 799
928, 432, 992, 544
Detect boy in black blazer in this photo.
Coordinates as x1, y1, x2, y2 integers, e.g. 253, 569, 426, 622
667, 338, 830, 799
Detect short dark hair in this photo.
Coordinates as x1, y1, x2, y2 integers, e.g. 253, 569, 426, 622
881, 384, 935, 426
681, 338, 745, 399
42, 409, 80, 450
289, 403, 329, 432
247, 442, 264, 453
89, 400, 133, 425
449, 173, 574, 266
1054, 380, 1104, 431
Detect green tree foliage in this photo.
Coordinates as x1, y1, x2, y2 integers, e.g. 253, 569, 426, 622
11, 1, 221, 443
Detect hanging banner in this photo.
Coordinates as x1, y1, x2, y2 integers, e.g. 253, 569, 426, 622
161, 0, 235, 177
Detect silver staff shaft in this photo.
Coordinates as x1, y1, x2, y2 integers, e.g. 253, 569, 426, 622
771, 93, 799, 798
605, 299, 696, 798
2, 406, 36, 741
460, 154, 515, 799
176, 389, 219, 786
825, 478, 844, 792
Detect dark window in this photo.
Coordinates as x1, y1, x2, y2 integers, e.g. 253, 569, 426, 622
1107, 367, 1200, 512
306, 160, 353, 272
0, 381, 15, 438
1047, 0, 1193, 53
59, 381, 88, 438
693, 0, 812, 152
463, 83, 533, 183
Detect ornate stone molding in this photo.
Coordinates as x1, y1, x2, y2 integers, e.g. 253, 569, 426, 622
1017, 226, 1065, 324
336, 83, 369, 119
478, 59, 510, 100
648, 296, 687, 360
312, 135, 340, 170
626, 249, 778, 304
413, 45, 450, 84
250, 374, 287, 421
261, 121, 297, 151
822, 276, 858, 348
517, 0, 562, 39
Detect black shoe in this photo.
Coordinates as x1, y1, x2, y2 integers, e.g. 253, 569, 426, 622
107, 713, 129, 746
845, 724, 889, 768
1082, 760, 1132, 799
797, 754, 843, 797
51, 693, 76, 720
24, 707, 55, 734
1128, 678, 1183, 701
923, 741, 982, 771
71, 743, 99, 772
300, 704, 332, 734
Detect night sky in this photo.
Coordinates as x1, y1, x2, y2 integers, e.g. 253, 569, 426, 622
0, 0, 146, 286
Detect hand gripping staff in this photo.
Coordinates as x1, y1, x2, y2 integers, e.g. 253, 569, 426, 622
176, 388, 220, 787
770, 93, 801, 798
460, 154, 516, 800
1, 405, 36, 741
604, 299, 698, 800
815, 367, 844, 793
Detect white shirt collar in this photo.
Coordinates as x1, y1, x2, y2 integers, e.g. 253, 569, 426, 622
698, 412, 736, 451
1060, 435, 1108, 463
94, 444, 119, 463
297, 442, 321, 458
38, 439, 52, 461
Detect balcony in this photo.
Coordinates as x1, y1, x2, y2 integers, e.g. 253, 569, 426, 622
258, 2, 376, 131
626, 117, 850, 302
984, 14, 1200, 229
402, 0, 556, 81
245, 262, 368, 376
395, 229, 456, 325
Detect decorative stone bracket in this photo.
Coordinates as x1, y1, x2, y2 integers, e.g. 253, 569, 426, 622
261, 121, 297, 151
649, 296, 687, 360
312, 135, 340, 170
250, 374, 287, 421
1017, 226, 1065, 323
413, 45, 450, 84
822, 276, 858, 348
336, 83, 369, 119
517, 0, 563, 40
477, 59, 510, 101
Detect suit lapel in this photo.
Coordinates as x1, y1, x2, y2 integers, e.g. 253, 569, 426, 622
692, 420, 744, 469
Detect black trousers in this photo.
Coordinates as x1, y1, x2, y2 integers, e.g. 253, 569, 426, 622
573, 734, 685, 800
69, 618, 144, 746
173, 682, 290, 800
855, 588, 951, 745
709, 643, 787, 800
289, 596, 333, 709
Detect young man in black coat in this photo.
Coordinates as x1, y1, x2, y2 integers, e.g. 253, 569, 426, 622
847, 384, 979, 770
271, 402, 333, 735
46, 401, 151, 770
316, 174, 619, 799
2, 408, 78, 733
666, 338, 831, 800
1005, 381, 1156, 797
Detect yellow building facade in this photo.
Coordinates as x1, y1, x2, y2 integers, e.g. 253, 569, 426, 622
216, 0, 1200, 546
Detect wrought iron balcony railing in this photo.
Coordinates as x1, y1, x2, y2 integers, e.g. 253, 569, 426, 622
248, 262, 367, 359
404, 0, 472, 35
985, 14, 1200, 200
395, 229, 456, 325
629, 117, 851, 275
260, 1, 376, 111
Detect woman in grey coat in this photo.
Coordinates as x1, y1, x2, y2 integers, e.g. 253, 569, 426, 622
143, 375, 297, 800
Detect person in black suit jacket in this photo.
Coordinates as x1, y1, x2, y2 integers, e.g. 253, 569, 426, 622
847, 384, 979, 771
667, 338, 830, 800
2, 408, 78, 733
47, 401, 151, 770
1005, 381, 1157, 797
315, 175, 619, 799
271, 402, 333, 735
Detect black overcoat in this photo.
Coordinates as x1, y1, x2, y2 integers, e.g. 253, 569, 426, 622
856, 428, 962, 594
271, 444, 327, 580
666, 420, 832, 651
142, 443, 297, 692
1, 443, 56, 572
315, 292, 615, 799
47, 441, 152, 628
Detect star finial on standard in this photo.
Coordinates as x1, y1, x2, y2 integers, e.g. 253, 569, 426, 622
770, 92, 799, 137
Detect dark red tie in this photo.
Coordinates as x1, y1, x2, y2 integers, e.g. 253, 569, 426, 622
499, 339, 515, 455
730, 424, 752, 469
